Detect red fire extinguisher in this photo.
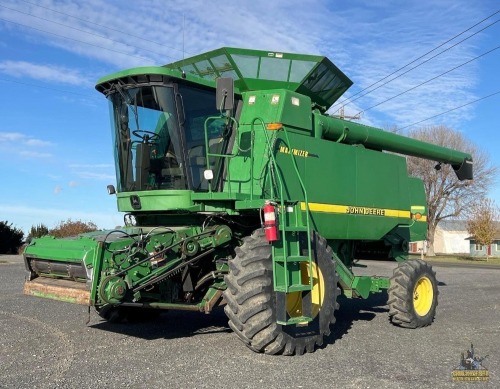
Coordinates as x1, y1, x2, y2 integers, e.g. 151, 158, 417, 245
263, 202, 279, 242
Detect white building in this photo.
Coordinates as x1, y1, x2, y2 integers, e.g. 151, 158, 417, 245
410, 220, 469, 255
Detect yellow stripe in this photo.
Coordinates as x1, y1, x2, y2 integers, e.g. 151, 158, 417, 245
384, 209, 411, 218
302, 203, 347, 214
300, 202, 426, 221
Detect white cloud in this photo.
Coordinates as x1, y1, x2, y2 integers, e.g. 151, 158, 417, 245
76, 171, 115, 181
0, 1, 159, 68
0, 132, 25, 142
68, 162, 115, 181
69, 163, 114, 169
24, 138, 54, 147
68, 181, 79, 187
0, 131, 54, 158
19, 150, 53, 158
0, 132, 54, 147
0, 60, 92, 87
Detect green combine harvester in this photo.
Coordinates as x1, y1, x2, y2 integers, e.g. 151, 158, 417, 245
24, 47, 473, 355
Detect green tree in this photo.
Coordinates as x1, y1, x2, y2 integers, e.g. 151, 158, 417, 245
49, 219, 98, 238
406, 126, 497, 256
27, 223, 49, 243
0, 221, 24, 254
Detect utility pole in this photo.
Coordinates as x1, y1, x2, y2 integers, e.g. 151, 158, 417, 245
330, 106, 361, 120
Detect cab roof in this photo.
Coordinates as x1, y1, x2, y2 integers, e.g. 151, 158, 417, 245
165, 47, 353, 108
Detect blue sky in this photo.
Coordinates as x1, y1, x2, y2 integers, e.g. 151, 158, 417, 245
0, 0, 499, 235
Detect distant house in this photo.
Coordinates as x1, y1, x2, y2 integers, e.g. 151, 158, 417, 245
467, 238, 500, 257
466, 226, 500, 257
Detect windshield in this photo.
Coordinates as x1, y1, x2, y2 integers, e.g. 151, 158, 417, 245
108, 84, 227, 192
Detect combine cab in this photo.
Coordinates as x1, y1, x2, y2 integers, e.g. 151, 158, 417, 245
24, 47, 472, 355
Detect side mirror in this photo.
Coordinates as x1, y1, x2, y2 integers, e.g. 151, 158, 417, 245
216, 77, 234, 111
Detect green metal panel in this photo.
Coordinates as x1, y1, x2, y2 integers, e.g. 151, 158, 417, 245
24, 235, 100, 263
224, 110, 272, 199
239, 90, 312, 131
116, 190, 199, 212
408, 177, 428, 242
273, 129, 417, 240
225, 90, 312, 199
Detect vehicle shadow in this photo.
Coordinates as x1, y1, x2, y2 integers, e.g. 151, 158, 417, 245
89, 306, 231, 341
90, 291, 390, 350
321, 290, 389, 349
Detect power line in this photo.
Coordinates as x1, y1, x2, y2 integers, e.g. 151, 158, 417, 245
0, 77, 99, 99
399, 90, 500, 130
338, 17, 499, 110
0, 4, 180, 61
334, 10, 500, 110
359, 44, 500, 114
0, 16, 152, 62
18, 0, 189, 56
332, 9, 500, 112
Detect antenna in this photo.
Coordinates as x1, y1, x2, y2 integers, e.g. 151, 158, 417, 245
181, 14, 186, 78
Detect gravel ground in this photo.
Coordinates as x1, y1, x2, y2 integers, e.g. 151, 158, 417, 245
0, 254, 498, 389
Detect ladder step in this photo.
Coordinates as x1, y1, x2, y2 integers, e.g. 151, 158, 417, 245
282, 226, 308, 232
287, 255, 311, 263
274, 255, 311, 263
275, 284, 312, 293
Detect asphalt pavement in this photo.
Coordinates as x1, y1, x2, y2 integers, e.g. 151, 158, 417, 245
0, 254, 498, 388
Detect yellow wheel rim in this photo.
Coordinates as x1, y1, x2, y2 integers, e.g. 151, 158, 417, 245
286, 262, 325, 319
413, 276, 434, 316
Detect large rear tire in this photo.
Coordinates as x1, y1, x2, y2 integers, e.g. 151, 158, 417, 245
388, 260, 438, 328
223, 229, 339, 355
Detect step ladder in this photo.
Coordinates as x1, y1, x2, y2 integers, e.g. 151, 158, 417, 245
273, 223, 314, 325
257, 121, 314, 325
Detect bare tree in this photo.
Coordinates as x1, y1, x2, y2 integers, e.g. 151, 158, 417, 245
467, 198, 500, 259
406, 126, 497, 256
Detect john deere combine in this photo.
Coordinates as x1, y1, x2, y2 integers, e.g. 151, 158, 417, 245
24, 47, 473, 355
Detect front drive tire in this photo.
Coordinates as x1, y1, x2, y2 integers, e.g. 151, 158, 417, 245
388, 259, 438, 328
223, 229, 340, 355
